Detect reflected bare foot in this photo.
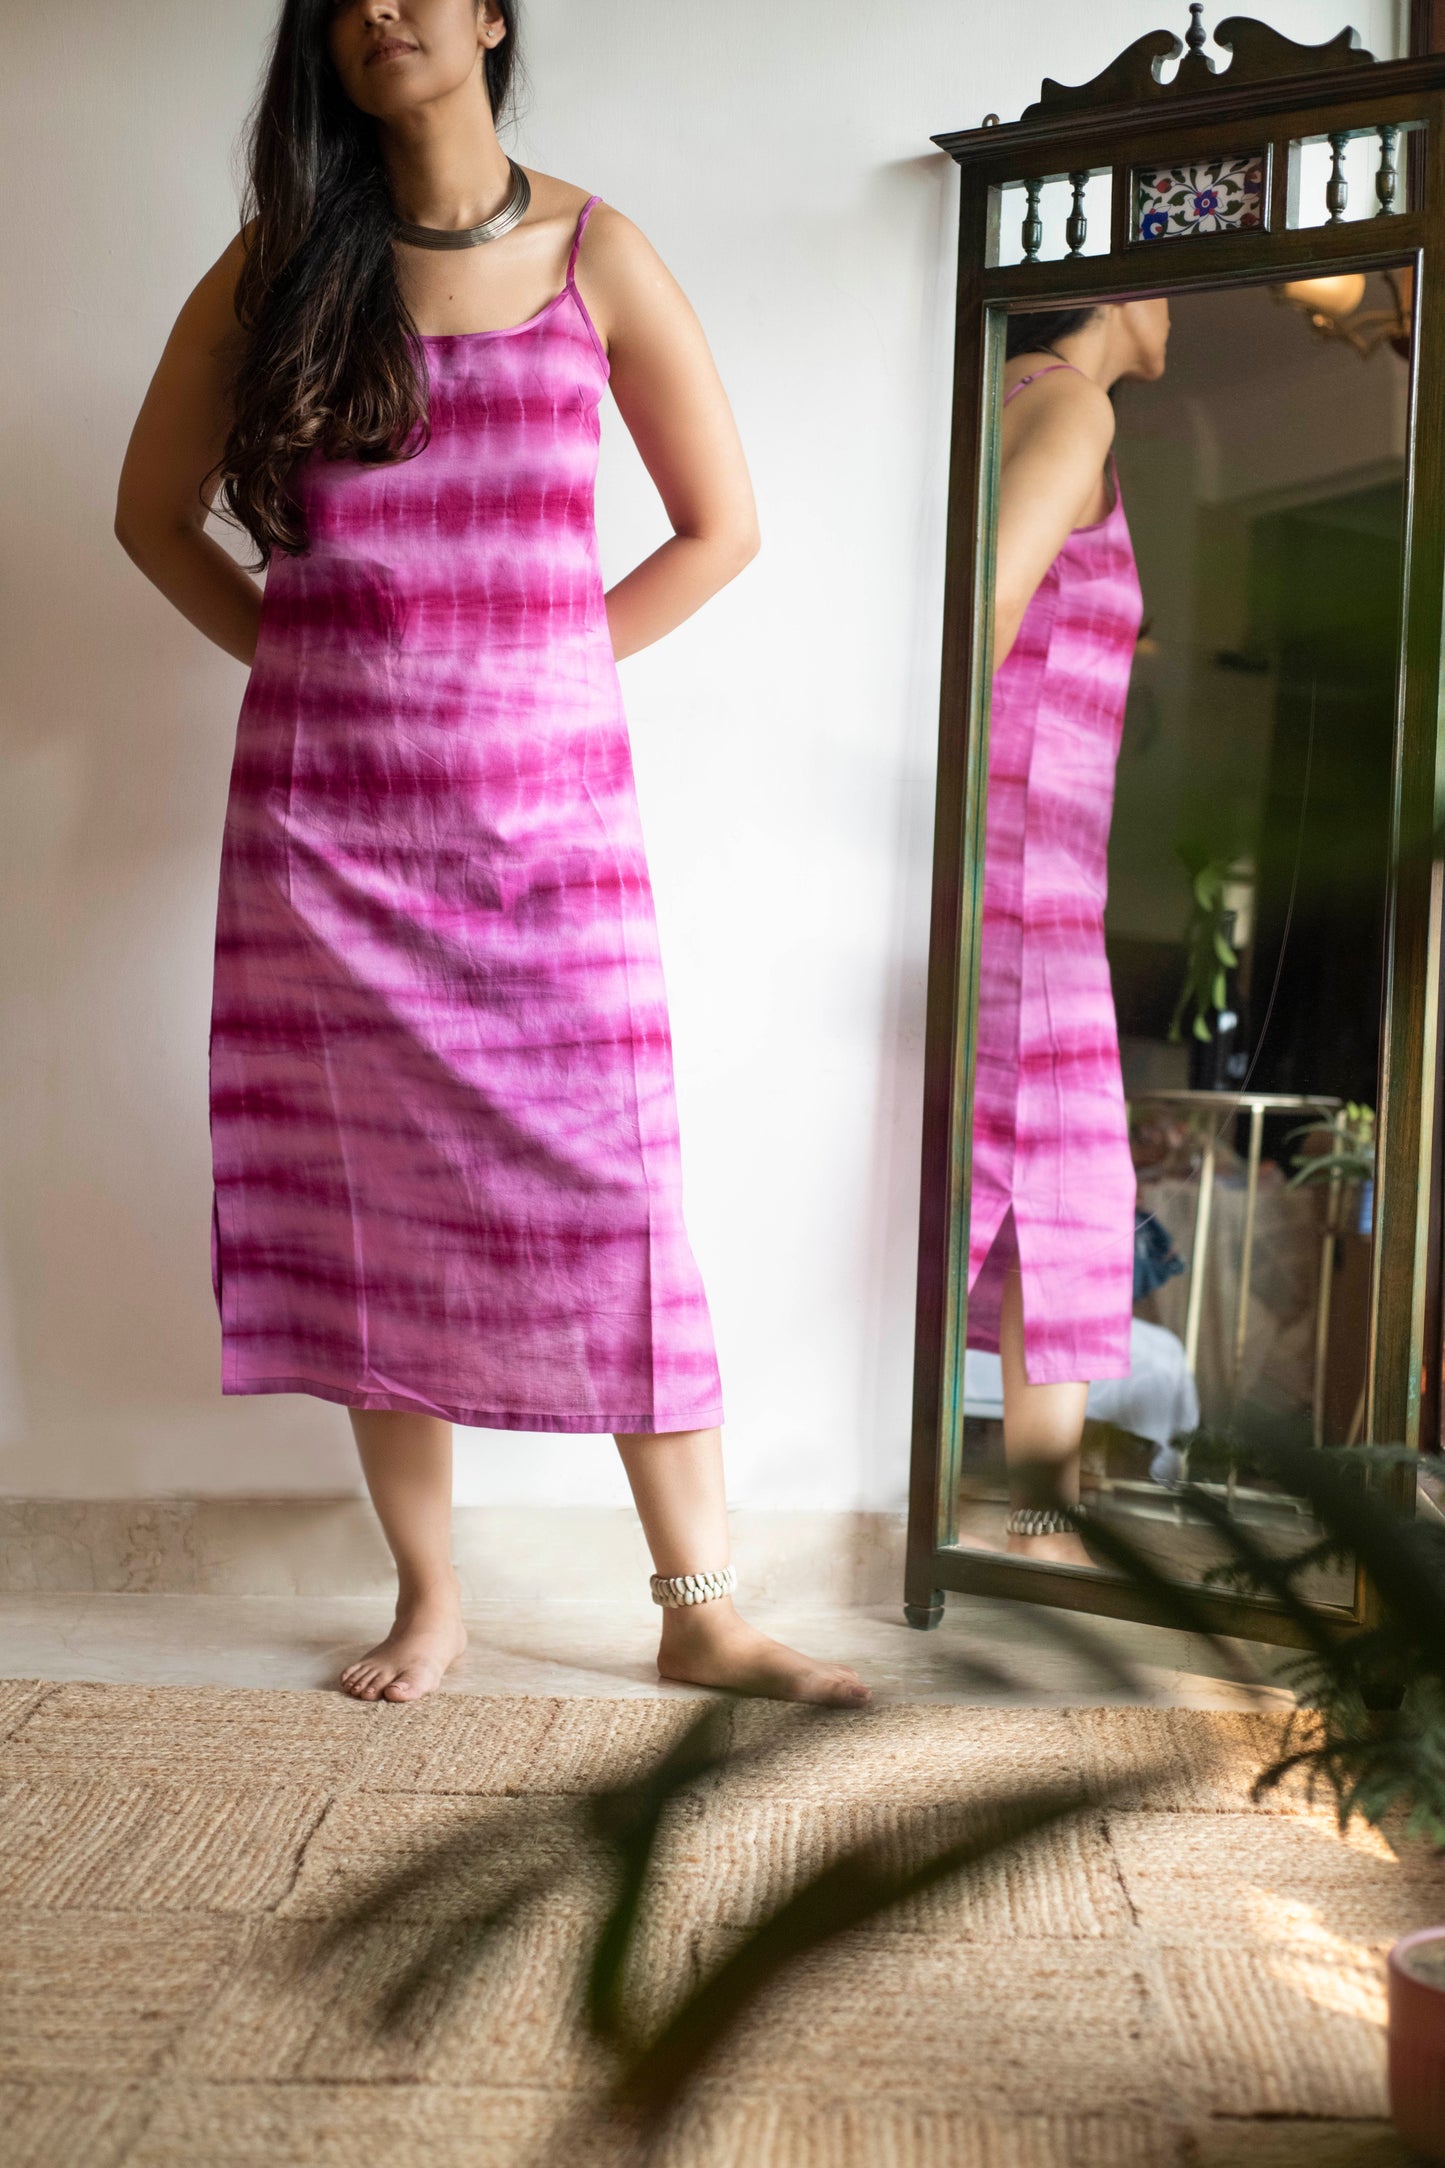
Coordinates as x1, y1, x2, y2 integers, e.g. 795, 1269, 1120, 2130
658, 1601, 870, 1706
1005, 1530, 1095, 1570
953, 1525, 1011, 1555
340, 1586, 468, 1702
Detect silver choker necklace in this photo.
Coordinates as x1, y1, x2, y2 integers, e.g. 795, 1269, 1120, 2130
393, 158, 530, 250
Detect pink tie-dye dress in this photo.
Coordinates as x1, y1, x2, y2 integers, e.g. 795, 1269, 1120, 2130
966, 365, 1142, 1386
208, 195, 724, 1436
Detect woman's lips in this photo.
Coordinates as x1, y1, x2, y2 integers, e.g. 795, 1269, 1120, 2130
366, 39, 417, 64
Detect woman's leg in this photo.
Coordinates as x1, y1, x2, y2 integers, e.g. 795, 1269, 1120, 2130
997, 1271, 1093, 1568
614, 1426, 869, 1706
339, 1409, 468, 1701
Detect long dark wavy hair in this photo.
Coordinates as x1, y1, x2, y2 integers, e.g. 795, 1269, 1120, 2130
208, 0, 521, 567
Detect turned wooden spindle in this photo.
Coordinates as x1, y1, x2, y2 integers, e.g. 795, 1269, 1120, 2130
1376, 122, 1400, 216
1326, 130, 1351, 223
1022, 178, 1044, 263
1065, 170, 1089, 256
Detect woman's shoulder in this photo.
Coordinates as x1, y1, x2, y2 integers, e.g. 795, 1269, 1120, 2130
1002, 360, 1116, 444
519, 171, 597, 214
160, 220, 257, 370
518, 169, 654, 274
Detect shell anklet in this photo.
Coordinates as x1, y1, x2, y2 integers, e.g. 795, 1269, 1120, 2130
650, 1565, 737, 1609
1004, 1506, 1088, 1539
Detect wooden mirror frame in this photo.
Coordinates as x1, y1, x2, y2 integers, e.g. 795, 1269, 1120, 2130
906, 10, 1445, 1646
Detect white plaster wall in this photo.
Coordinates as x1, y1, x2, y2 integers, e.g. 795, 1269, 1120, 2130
0, 0, 1404, 1504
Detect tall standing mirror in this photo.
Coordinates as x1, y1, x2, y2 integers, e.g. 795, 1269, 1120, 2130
907, 11, 1445, 1643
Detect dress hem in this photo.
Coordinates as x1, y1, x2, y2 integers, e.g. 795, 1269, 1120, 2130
221, 1371, 725, 1436
963, 1332, 1133, 1387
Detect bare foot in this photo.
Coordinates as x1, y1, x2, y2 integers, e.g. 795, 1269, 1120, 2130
340, 1589, 468, 1703
1004, 1530, 1095, 1569
657, 1601, 870, 1706
952, 1526, 1011, 1555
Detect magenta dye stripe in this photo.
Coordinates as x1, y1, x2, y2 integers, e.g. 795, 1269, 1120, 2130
966, 370, 1142, 1386
208, 195, 724, 1434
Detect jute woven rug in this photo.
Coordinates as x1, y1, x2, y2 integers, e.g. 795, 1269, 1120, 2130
0, 1679, 1440, 2166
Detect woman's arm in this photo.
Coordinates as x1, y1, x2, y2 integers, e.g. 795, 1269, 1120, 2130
576, 205, 760, 663
992, 369, 1117, 669
113, 228, 263, 667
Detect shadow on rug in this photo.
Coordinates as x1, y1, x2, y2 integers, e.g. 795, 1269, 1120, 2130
0, 1681, 1437, 2165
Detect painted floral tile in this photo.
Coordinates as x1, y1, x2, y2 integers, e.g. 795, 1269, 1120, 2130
1136, 154, 1266, 240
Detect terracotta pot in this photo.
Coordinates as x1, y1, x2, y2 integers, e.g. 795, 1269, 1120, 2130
1390, 1927, 1445, 2159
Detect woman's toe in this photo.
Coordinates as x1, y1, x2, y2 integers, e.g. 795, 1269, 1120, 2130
383, 1666, 434, 1702
827, 1668, 870, 1706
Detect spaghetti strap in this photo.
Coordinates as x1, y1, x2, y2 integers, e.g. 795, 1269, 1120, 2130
563, 195, 609, 376
567, 195, 602, 285
1002, 360, 1082, 406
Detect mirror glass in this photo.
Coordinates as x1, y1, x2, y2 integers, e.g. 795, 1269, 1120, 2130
953, 272, 1410, 1601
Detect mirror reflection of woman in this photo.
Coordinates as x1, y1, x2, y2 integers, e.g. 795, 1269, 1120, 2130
967, 299, 1170, 1568
113, 0, 867, 1707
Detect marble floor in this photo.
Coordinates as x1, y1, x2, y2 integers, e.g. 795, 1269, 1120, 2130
0, 1589, 1297, 1708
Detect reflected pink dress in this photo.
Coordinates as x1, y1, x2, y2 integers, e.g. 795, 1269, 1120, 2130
208, 196, 724, 1434
966, 362, 1141, 1386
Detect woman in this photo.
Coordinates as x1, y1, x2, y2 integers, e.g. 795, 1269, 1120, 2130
968, 299, 1170, 1569
114, 0, 867, 1708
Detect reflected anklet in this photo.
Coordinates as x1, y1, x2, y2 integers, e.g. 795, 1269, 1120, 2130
650, 1565, 737, 1609
1005, 1506, 1087, 1538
